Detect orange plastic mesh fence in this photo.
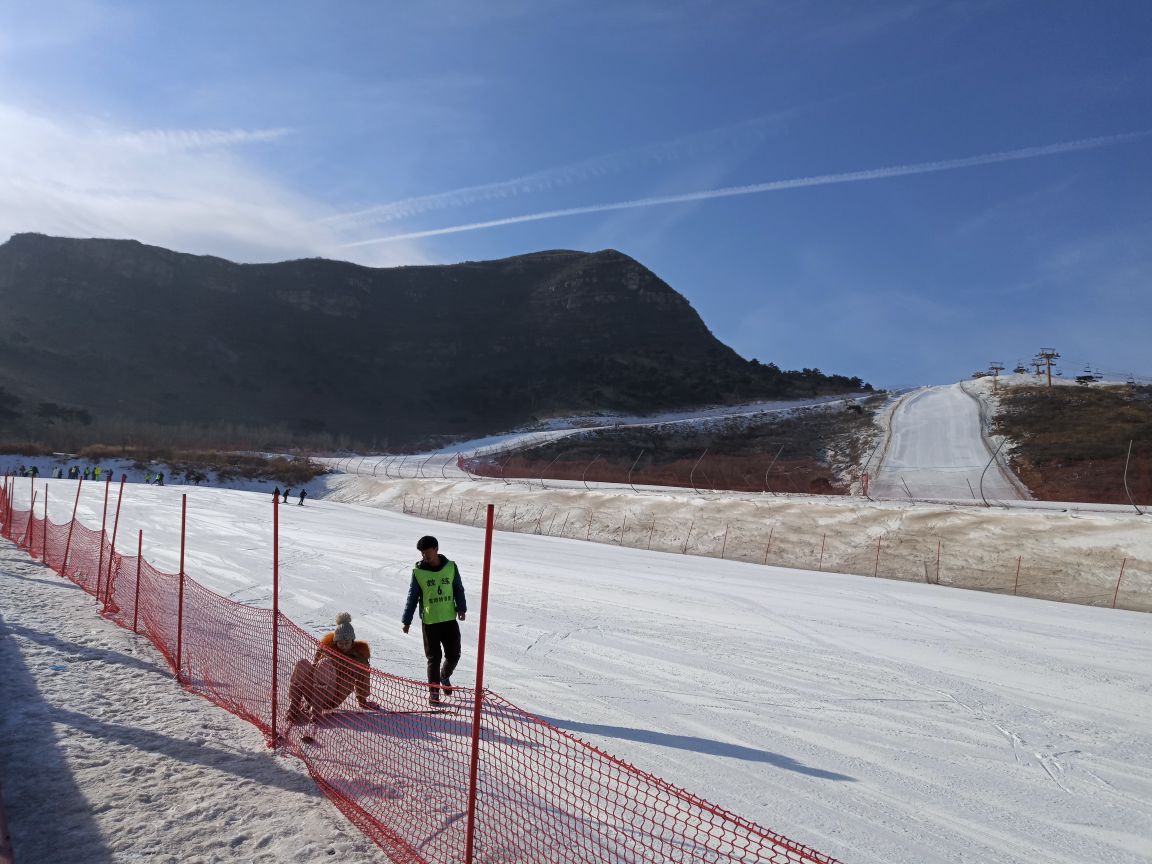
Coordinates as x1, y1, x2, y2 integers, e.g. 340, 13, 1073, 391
0, 488, 841, 864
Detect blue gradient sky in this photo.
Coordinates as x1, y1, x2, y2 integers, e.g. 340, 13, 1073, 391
1, 1, 1149, 388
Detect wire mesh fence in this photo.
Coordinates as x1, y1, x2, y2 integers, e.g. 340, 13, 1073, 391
401, 494, 1150, 613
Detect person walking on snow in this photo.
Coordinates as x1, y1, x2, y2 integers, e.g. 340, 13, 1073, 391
298, 488, 307, 506
401, 535, 467, 706
283, 488, 290, 504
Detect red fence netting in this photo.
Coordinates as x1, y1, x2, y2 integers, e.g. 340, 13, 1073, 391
0, 478, 842, 864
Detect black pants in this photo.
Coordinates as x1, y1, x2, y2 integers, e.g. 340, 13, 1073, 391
421, 619, 461, 689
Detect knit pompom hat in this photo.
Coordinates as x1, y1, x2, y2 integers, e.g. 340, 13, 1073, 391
333, 612, 355, 642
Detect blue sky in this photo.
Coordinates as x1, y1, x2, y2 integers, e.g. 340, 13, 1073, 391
1, 1, 1149, 388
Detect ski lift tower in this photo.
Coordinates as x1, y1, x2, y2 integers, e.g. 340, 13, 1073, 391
989, 362, 1005, 393
1037, 349, 1060, 388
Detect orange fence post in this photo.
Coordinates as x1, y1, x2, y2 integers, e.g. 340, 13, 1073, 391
465, 504, 496, 864
21, 491, 36, 548
175, 495, 188, 682
105, 477, 126, 606
271, 493, 280, 743
1112, 558, 1127, 609
132, 530, 143, 633
41, 485, 48, 561
61, 479, 84, 577
96, 475, 111, 598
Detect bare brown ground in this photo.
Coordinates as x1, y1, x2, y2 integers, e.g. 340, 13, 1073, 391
467, 453, 845, 494
995, 384, 1152, 506
464, 399, 881, 495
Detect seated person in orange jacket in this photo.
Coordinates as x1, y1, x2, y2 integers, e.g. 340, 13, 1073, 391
287, 612, 377, 723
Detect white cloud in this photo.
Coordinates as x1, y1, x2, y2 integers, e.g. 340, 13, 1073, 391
0, 101, 426, 267
110, 127, 293, 153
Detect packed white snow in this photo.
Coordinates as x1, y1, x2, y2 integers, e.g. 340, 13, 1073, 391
2, 475, 1150, 864
0, 541, 388, 864
868, 380, 1029, 502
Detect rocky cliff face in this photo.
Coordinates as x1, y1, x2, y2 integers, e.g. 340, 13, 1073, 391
0, 233, 867, 446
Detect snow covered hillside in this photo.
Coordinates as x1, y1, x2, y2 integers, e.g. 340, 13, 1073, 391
3, 478, 1151, 863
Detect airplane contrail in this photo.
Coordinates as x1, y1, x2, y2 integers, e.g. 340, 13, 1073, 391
322, 110, 792, 229
340, 131, 1148, 248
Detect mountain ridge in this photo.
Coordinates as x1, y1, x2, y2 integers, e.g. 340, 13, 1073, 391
0, 232, 869, 448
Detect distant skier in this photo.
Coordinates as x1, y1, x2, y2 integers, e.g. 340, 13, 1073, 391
272, 486, 281, 501
298, 488, 307, 506
154, 472, 164, 486
401, 535, 467, 706
283, 488, 290, 504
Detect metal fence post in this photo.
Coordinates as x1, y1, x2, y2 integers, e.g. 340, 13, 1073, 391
132, 530, 143, 634
464, 504, 496, 864
61, 479, 84, 578
105, 477, 126, 606
271, 493, 280, 742
175, 495, 188, 682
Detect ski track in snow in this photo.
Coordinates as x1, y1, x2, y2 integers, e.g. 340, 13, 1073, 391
869, 380, 1026, 502
2, 470, 1152, 863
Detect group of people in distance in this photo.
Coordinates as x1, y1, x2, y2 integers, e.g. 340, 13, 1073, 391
271, 486, 307, 506
10, 464, 165, 483
285, 533, 468, 728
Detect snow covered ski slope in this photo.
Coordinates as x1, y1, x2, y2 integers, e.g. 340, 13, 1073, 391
870, 381, 1028, 502
3, 479, 1150, 864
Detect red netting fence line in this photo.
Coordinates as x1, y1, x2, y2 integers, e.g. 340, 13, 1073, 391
0, 476, 843, 864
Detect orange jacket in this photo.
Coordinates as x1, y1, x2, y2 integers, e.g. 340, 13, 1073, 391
314, 633, 372, 707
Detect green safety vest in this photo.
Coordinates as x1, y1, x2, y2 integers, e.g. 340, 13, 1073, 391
415, 559, 459, 625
